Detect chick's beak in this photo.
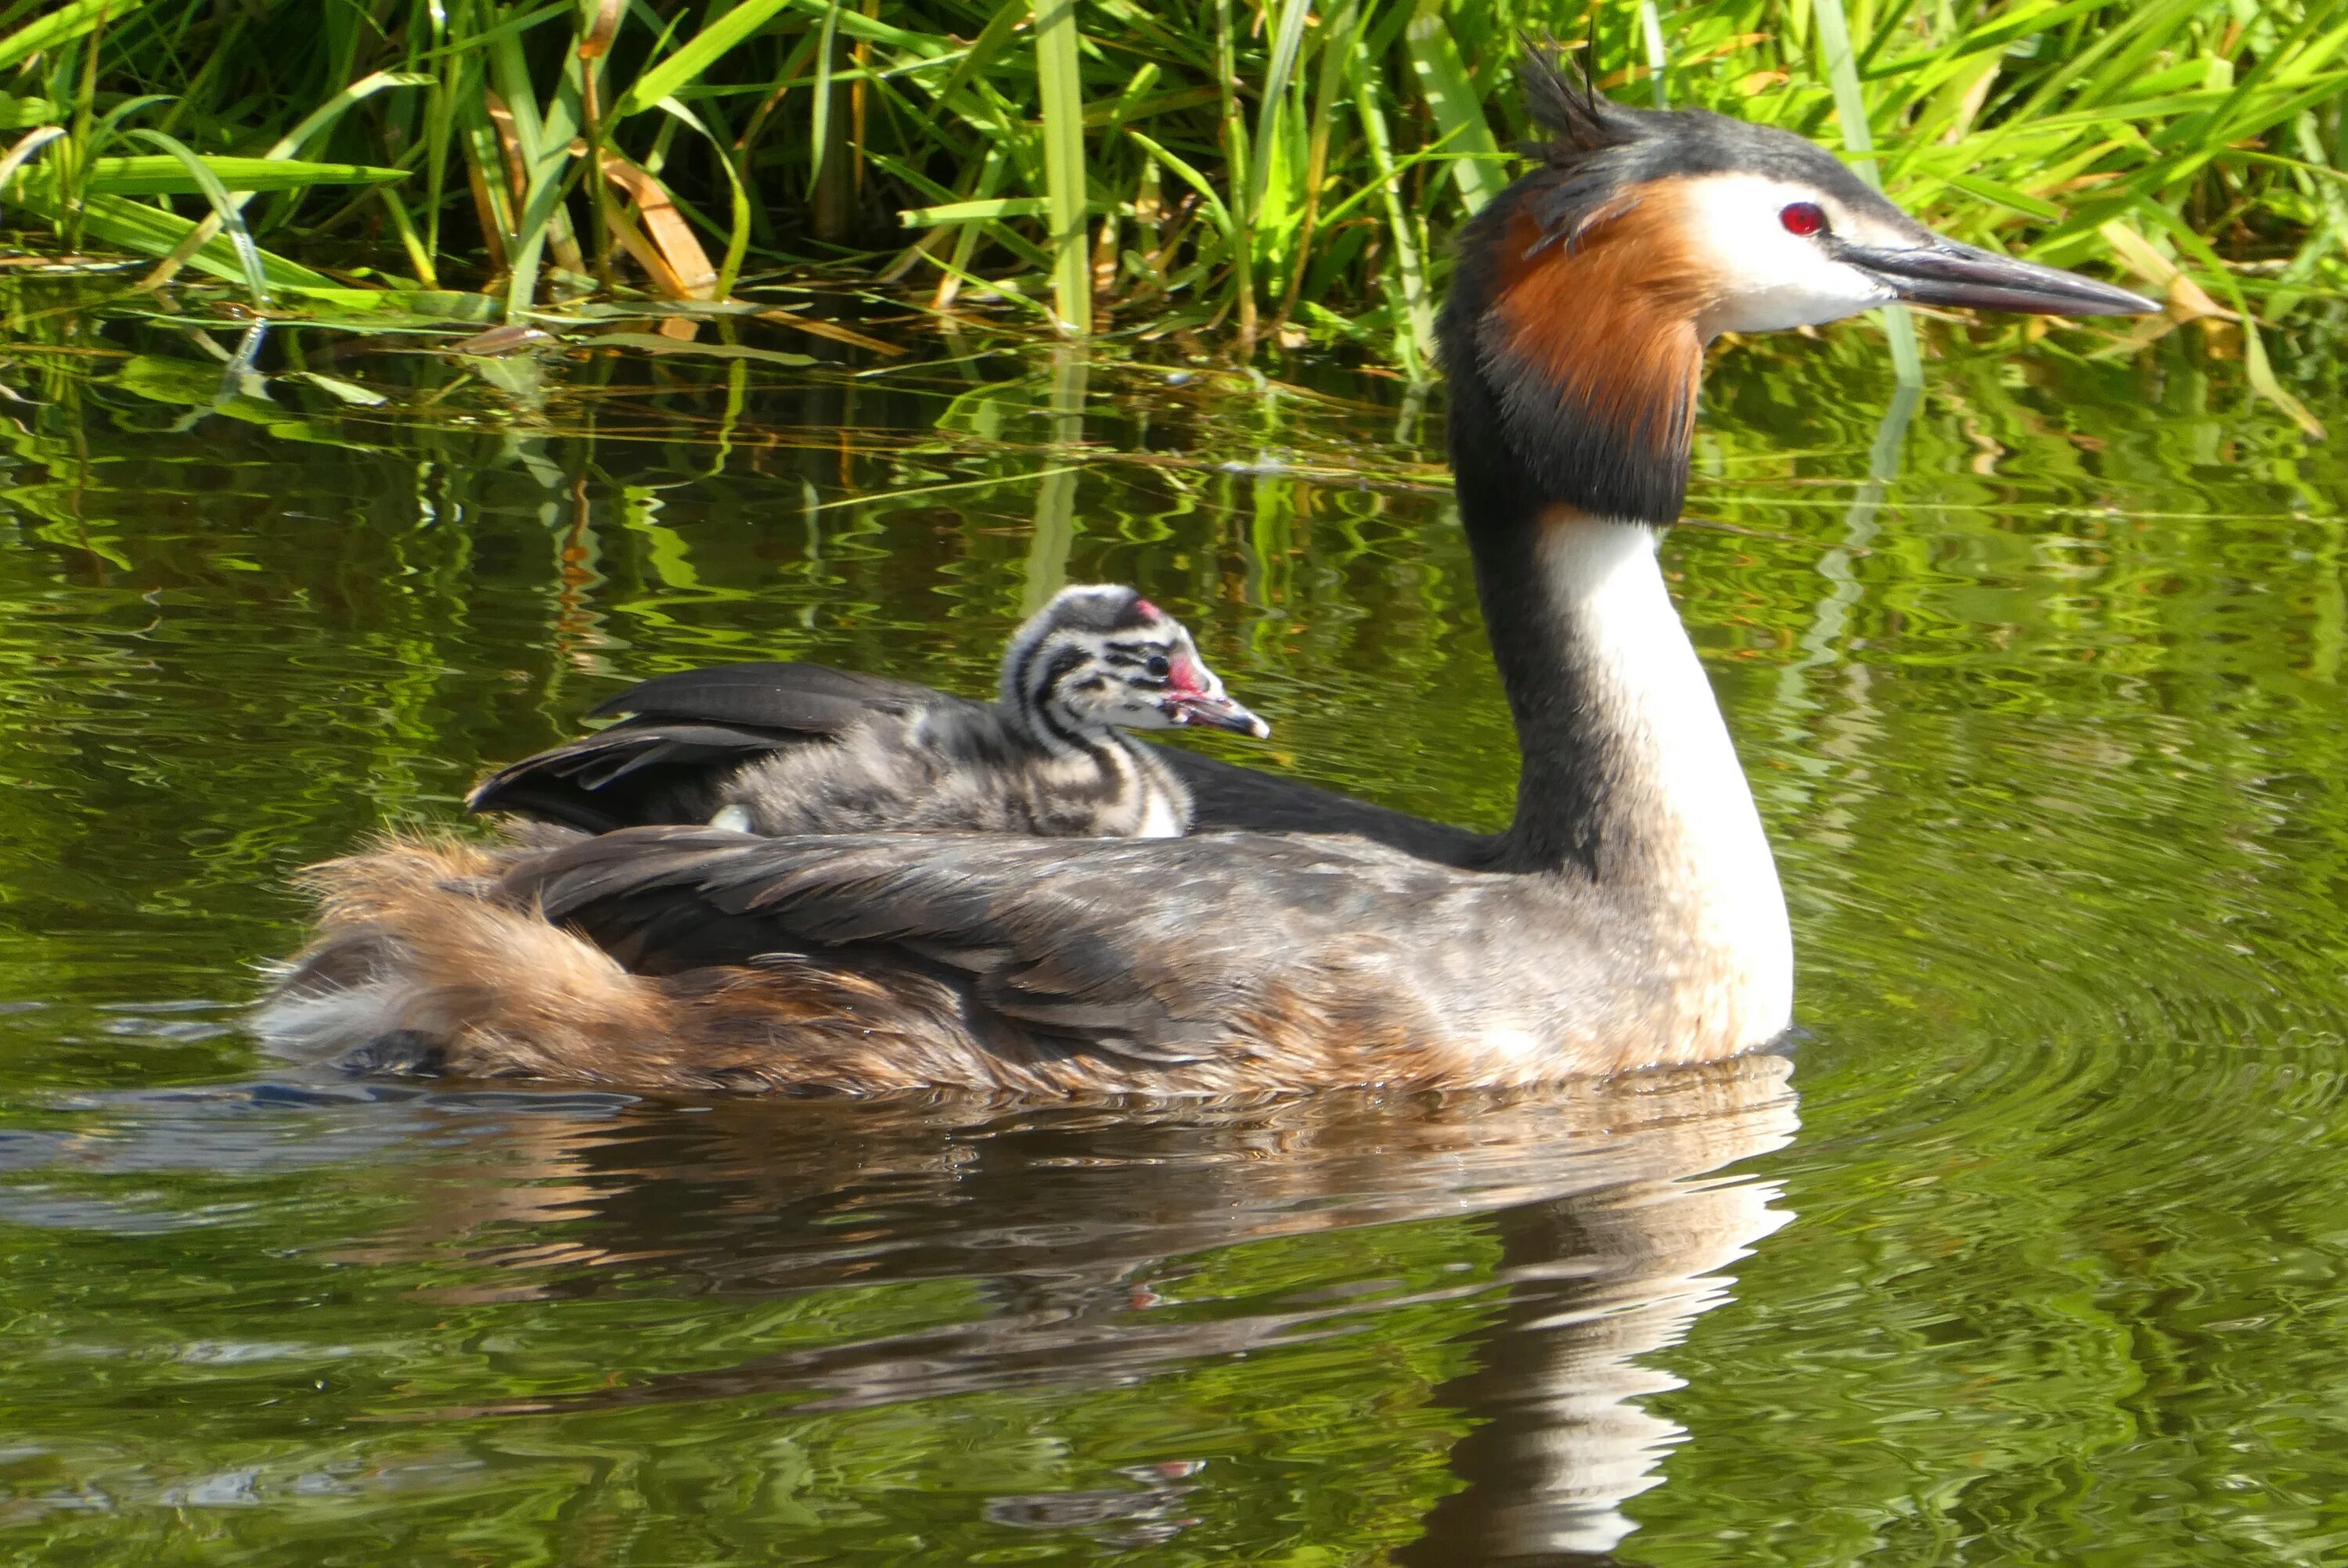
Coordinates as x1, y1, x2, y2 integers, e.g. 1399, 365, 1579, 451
1833, 236, 2160, 317
1166, 690, 1272, 739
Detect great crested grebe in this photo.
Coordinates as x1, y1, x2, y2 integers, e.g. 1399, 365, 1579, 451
255, 59, 2155, 1095
471, 584, 1266, 840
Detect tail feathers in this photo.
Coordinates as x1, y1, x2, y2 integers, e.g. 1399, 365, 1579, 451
250, 834, 1061, 1095
253, 835, 672, 1083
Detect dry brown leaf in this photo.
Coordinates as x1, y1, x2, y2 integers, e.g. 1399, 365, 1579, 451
2098, 219, 2234, 322
481, 90, 531, 209
579, 0, 624, 60
601, 156, 717, 300
755, 308, 907, 355
603, 204, 691, 298
465, 156, 510, 269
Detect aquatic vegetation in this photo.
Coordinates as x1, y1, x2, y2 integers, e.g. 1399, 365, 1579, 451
0, 0, 2338, 383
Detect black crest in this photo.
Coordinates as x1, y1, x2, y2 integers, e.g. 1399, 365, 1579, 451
1516, 41, 1638, 164
1510, 43, 1651, 255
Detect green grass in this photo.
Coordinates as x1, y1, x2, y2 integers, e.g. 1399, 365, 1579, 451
0, 0, 2342, 382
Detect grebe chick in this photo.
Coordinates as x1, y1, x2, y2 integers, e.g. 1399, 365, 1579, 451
468, 586, 1264, 843
700, 585, 1266, 839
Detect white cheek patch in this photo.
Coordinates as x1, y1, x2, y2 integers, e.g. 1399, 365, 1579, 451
1676, 172, 1892, 335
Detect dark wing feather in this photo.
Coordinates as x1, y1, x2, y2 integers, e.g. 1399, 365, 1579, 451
588, 662, 937, 727
469, 663, 958, 833
1155, 747, 1493, 867
504, 826, 1458, 1063
467, 720, 814, 832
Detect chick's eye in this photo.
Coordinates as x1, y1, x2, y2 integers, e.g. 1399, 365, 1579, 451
1779, 201, 1827, 237
1144, 654, 1172, 679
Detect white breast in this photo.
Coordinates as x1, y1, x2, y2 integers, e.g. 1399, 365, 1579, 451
1538, 519, 1794, 1044
1135, 792, 1183, 839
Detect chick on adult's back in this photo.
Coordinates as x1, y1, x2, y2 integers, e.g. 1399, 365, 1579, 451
474, 585, 1268, 843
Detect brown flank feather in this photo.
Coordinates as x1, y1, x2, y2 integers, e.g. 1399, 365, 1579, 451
257, 835, 1545, 1097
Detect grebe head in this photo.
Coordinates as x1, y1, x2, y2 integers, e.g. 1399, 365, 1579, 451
1003, 585, 1271, 742
1441, 51, 2160, 523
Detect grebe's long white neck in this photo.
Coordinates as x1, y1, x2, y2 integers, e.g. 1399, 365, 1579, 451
1501, 509, 1792, 1034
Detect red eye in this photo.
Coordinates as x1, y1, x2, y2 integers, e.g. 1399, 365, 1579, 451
1780, 201, 1827, 237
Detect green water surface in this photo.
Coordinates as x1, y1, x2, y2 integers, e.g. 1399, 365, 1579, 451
0, 301, 2343, 1566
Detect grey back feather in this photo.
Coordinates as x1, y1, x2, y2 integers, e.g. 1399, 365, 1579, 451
502, 825, 1504, 1066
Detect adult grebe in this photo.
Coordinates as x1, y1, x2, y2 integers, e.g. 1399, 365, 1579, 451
255, 59, 2155, 1095
472, 584, 1266, 840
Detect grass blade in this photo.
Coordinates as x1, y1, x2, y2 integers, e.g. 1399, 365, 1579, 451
1245, 0, 1313, 220
1035, 0, 1092, 334
1215, 0, 1254, 343
810, 0, 843, 218
1400, 5, 1500, 214
1266, 0, 1360, 336
618, 0, 796, 119
139, 70, 430, 292
85, 156, 409, 195
1638, 0, 1669, 107
3, 178, 339, 291
0, 0, 147, 74
374, 183, 438, 287
263, 70, 434, 162
900, 196, 1050, 225
123, 128, 271, 304
1349, 40, 1432, 378
1124, 131, 1233, 236
1810, 0, 1922, 387
488, 25, 587, 320
0, 123, 63, 189
650, 95, 751, 300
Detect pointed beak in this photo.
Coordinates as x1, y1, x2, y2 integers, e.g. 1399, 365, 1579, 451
1165, 692, 1271, 739
1835, 237, 2160, 318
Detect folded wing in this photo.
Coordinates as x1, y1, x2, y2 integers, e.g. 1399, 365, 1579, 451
502, 825, 1465, 1065
467, 662, 946, 832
